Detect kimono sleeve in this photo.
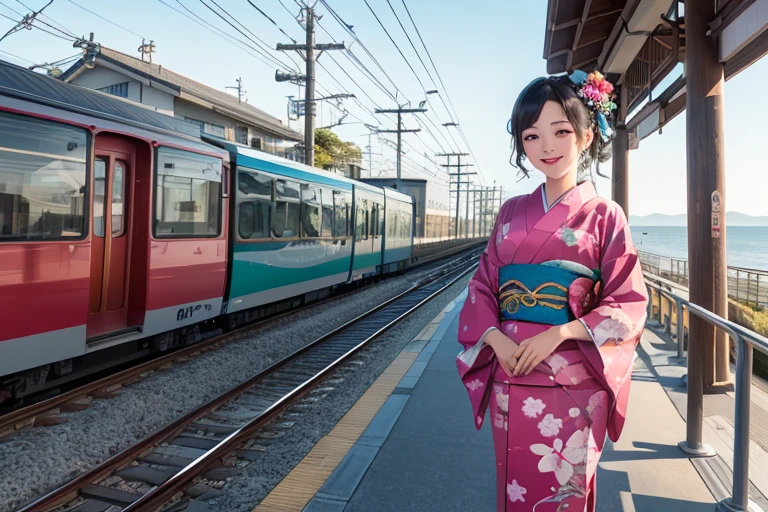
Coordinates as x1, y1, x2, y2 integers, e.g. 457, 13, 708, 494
457, 200, 512, 351
577, 203, 648, 441
579, 204, 648, 347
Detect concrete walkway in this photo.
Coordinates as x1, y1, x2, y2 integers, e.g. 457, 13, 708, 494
298, 290, 722, 511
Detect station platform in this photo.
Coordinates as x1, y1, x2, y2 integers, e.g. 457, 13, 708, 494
253, 289, 751, 512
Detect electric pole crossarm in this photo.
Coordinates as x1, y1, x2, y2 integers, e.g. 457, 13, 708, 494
374, 106, 428, 191
375, 108, 428, 114
276, 43, 306, 51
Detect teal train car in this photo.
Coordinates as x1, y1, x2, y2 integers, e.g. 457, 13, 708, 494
202, 136, 413, 318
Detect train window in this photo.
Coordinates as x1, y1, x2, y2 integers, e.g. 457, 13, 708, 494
355, 205, 366, 242
237, 168, 272, 240
154, 147, 222, 238
93, 158, 106, 237
273, 179, 300, 238
379, 205, 385, 237
332, 191, 345, 238
0, 111, 87, 241
403, 211, 411, 238
321, 189, 333, 236
300, 184, 321, 238
112, 161, 126, 236
387, 208, 395, 238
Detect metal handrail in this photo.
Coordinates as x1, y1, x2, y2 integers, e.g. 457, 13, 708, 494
644, 280, 768, 512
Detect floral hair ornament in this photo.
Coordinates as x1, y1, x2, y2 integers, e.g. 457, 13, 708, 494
569, 69, 617, 142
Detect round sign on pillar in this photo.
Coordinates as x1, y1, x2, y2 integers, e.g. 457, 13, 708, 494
711, 190, 721, 239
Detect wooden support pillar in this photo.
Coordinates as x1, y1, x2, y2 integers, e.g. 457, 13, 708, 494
686, 0, 732, 393
612, 84, 629, 217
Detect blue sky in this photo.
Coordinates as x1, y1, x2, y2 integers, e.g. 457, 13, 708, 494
1, 0, 765, 216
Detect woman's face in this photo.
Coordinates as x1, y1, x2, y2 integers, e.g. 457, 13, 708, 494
521, 100, 591, 181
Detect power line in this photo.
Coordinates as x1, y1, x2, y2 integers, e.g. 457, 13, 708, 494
400, 0, 456, 120
245, 0, 296, 43
0, 0, 75, 41
0, 0, 23, 15
0, 10, 76, 42
400, 0, 486, 183
318, 0, 407, 103
384, 0, 436, 89
14, 0, 77, 37
363, 0, 425, 91
66, 0, 146, 40
315, 19, 397, 104
0, 47, 33, 63
198, 0, 297, 73
156, 0, 279, 71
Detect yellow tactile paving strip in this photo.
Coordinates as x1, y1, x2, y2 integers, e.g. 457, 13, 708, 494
252, 310, 452, 512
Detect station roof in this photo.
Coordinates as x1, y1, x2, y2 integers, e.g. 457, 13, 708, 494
542, 0, 628, 75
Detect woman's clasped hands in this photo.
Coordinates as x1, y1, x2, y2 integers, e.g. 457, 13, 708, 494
485, 326, 566, 377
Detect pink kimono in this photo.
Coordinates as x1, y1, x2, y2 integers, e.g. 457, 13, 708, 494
457, 181, 648, 511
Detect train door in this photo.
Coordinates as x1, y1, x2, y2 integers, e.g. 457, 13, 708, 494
87, 135, 136, 339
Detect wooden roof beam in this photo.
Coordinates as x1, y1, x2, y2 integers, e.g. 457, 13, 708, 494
567, 0, 594, 70
553, 7, 624, 31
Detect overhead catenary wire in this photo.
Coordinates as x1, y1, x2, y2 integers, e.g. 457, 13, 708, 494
362, 0, 425, 92
246, 0, 296, 43
66, 0, 146, 40
0, 0, 76, 41
384, 0, 437, 90
0, 47, 33, 63
14, 0, 77, 37
198, 0, 297, 73
156, 0, 282, 71
400, 0, 486, 183
318, 0, 406, 103
0, 10, 76, 42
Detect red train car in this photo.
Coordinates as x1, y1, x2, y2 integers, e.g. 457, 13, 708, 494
0, 61, 229, 399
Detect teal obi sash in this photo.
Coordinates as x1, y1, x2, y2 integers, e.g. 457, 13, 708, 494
498, 261, 599, 326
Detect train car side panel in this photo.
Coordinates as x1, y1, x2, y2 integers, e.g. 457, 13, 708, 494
0, 110, 91, 375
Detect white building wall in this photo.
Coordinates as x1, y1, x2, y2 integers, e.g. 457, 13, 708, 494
140, 85, 174, 116
70, 67, 141, 103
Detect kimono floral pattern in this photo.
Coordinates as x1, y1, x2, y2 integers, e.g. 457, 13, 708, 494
490, 385, 609, 511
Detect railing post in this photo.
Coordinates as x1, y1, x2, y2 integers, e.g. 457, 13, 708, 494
647, 286, 653, 321
677, 302, 685, 358
679, 307, 717, 458
719, 336, 755, 512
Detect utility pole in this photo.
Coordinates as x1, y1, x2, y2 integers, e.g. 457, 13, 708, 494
226, 78, 245, 104
138, 39, 156, 63
490, 184, 498, 223
375, 107, 427, 191
276, 6, 345, 167
439, 153, 474, 238
363, 125, 383, 179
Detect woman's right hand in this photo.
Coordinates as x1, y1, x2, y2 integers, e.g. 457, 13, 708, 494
485, 329, 520, 378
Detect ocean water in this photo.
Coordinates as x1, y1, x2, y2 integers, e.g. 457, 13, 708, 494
629, 226, 768, 271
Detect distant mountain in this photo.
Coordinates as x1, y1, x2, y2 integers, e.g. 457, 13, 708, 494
629, 212, 768, 227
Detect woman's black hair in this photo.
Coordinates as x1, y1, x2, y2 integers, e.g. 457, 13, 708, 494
507, 75, 611, 182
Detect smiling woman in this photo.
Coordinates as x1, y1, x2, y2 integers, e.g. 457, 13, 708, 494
507, 74, 612, 188
456, 71, 648, 512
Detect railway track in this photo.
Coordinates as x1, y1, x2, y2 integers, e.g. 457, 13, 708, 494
0, 246, 482, 440
13, 255, 477, 512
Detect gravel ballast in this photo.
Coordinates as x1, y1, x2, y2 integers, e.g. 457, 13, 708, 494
207, 275, 471, 512
0, 264, 469, 512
